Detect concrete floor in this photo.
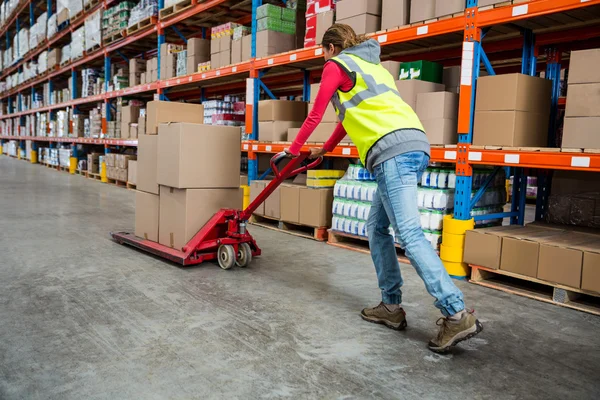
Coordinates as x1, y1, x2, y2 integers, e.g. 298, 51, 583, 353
1, 157, 599, 400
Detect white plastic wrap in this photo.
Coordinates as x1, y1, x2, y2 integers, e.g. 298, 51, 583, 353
18, 28, 29, 58
71, 26, 85, 59
38, 51, 48, 73
47, 14, 57, 39
68, 0, 83, 18
61, 44, 71, 65
57, 0, 68, 16
84, 10, 101, 50
37, 13, 47, 40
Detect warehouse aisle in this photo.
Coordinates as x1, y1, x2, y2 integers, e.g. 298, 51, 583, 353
1, 157, 599, 400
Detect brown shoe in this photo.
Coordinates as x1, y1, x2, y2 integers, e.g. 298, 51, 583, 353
428, 310, 483, 353
360, 302, 407, 330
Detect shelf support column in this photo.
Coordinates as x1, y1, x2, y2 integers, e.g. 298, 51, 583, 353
71, 68, 78, 100
157, 27, 165, 80
104, 52, 111, 135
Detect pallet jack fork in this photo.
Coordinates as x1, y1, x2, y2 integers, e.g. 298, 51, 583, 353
111, 152, 322, 269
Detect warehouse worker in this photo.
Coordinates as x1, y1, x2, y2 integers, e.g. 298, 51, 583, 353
285, 24, 483, 353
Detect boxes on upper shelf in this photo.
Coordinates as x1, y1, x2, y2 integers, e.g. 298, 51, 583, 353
410, 0, 435, 23
395, 80, 445, 110
258, 100, 307, 122
146, 101, 204, 134
336, 0, 382, 20
259, 121, 303, 142
255, 30, 296, 58
381, 0, 409, 30
435, 0, 465, 17
336, 13, 381, 35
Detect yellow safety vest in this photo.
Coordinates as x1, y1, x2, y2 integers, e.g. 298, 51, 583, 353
330, 53, 424, 165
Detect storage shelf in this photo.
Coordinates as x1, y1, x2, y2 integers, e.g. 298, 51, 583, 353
0, 135, 138, 146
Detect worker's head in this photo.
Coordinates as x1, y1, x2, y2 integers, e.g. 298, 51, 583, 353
322, 24, 368, 61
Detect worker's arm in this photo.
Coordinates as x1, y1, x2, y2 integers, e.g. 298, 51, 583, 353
288, 62, 348, 155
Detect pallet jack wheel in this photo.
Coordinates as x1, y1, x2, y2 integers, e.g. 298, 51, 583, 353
236, 243, 252, 268
218, 245, 236, 270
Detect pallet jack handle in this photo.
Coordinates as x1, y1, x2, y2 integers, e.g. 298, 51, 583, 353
239, 152, 322, 221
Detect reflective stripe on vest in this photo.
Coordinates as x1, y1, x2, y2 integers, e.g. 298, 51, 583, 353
330, 52, 424, 165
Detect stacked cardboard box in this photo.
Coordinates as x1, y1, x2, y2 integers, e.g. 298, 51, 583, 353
145, 100, 205, 134
160, 43, 184, 79
87, 152, 100, 173
563, 49, 600, 149
473, 74, 552, 147
416, 92, 459, 144
335, 0, 381, 35
156, 122, 242, 250
129, 58, 145, 87
256, 4, 297, 34
410, 0, 434, 23
463, 225, 600, 293
128, 160, 137, 184
105, 153, 136, 182
434, 0, 464, 17
381, 0, 409, 30
395, 79, 445, 110
186, 38, 210, 74
120, 105, 140, 139
141, 57, 158, 84
258, 100, 307, 142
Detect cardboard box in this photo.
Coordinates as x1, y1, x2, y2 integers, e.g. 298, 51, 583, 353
395, 80, 445, 110
250, 180, 269, 215
416, 91, 459, 121
381, 0, 409, 30
242, 34, 252, 61
443, 66, 461, 91
48, 48, 61, 69
146, 58, 152, 73
264, 185, 281, 219
463, 226, 525, 269
381, 61, 401, 80
210, 38, 219, 54
120, 121, 131, 139
159, 186, 242, 250
129, 58, 145, 73
308, 103, 338, 123
435, 0, 464, 17
135, 191, 159, 242
186, 56, 198, 75
255, 30, 296, 58
87, 153, 100, 174
537, 233, 595, 288
410, 0, 435, 23
568, 49, 600, 84
219, 36, 232, 52
562, 117, 600, 148
500, 228, 566, 278
299, 187, 334, 227
582, 241, 600, 293
137, 134, 159, 194
146, 101, 204, 134
565, 83, 600, 117
157, 123, 241, 189
280, 185, 301, 223
316, 10, 335, 45
138, 114, 146, 136
210, 53, 220, 70
422, 118, 457, 145
287, 122, 338, 142
310, 83, 320, 103
473, 111, 549, 147
115, 154, 136, 169
122, 105, 140, 125
231, 39, 242, 64
477, 0, 509, 5
258, 100, 307, 121
475, 74, 552, 114
218, 50, 231, 67
129, 73, 140, 86
152, 70, 158, 82
336, 0, 382, 20
129, 124, 138, 139
57, 8, 69, 25
259, 121, 303, 142
165, 52, 176, 79
128, 160, 137, 184
187, 38, 210, 59
336, 14, 381, 35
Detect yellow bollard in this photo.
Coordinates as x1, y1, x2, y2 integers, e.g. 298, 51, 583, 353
69, 157, 77, 174
100, 161, 108, 183
442, 261, 470, 278
0, 146, 3, 156
440, 216, 475, 278
241, 185, 250, 209
30, 150, 38, 164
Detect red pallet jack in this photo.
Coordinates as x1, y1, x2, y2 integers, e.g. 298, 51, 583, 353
111, 152, 322, 269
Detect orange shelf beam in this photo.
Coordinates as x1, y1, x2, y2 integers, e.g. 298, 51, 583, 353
0, 136, 138, 146
478, 0, 600, 27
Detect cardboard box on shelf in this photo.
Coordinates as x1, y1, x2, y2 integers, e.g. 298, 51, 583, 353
463, 226, 525, 270
565, 83, 600, 117
159, 186, 243, 250
157, 123, 241, 189
219, 36, 232, 52
308, 103, 338, 123
475, 74, 552, 113
128, 160, 137, 184
435, 0, 465, 17
87, 153, 100, 174
135, 191, 159, 242
473, 110, 549, 147
129, 58, 145, 73
250, 180, 269, 215
500, 228, 567, 278
122, 105, 140, 125
187, 38, 210, 59
281, 184, 301, 224
210, 38, 220, 54
569, 49, 600, 84
115, 154, 136, 169
416, 91, 459, 121
477, 0, 511, 5
299, 187, 334, 227
258, 121, 303, 142
231, 39, 242, 64
186, 57, 198, 75
336, 14, 381, 35
151, 69, 158, 82
443, 66, 461, 91
138, 114, 146, 135
220, 50, 232, 67
146, 101, 204, 134
410, 0, 435, 23
581, 241, 600, 293
264, 186, 281, 219
57, 8, 69, 25
381, 61, 401, 80
395, 80, 445, 110
316, 10, 335, 45
48, 48, 61, 69
381, 0, 409, 30
422, 118, 457, 145
310, 83, 320, 103
562, 117, 600, 148
287, 122, 339, 142
258, 100, 307, 121
146, 58, 152, 73
336, 0, 382, 20
137, 134, 159, 194
255, 30, 296, 58
129, 73, 141, 87
242, 34, 252, 61
129, 124, 138, 139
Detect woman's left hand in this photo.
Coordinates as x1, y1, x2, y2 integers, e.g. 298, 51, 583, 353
309, 148, 327, 159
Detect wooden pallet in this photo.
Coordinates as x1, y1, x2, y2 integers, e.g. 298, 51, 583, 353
469, 145, 561, 152
84, 0, 100, 11
327, 230, 410, 265
103, 32, 125, 46
250, 214, 328, 241
85, 44, 101, 54
561, 148, 600, 154
159, 0, 193, 19
126, 16, 157, 36
126, 182, 137, 190
86, 171, 102, 181
106, 177, 127, 187
470, 265, 600, 316
479, 0, 530, 11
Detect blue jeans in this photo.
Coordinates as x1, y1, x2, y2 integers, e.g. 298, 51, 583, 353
367, 151, 465, 317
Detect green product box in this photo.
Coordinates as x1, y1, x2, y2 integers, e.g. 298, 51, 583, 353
116, 2, 135, 11
256, 4, 282, 19
257, 17, 282, 32
114, 10, 131, 20
281, 8, 297, 22
399, 60, 443, 84
281, 21, 296, 35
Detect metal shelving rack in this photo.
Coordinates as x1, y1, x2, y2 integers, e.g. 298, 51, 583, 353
1, 0, 600, 224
